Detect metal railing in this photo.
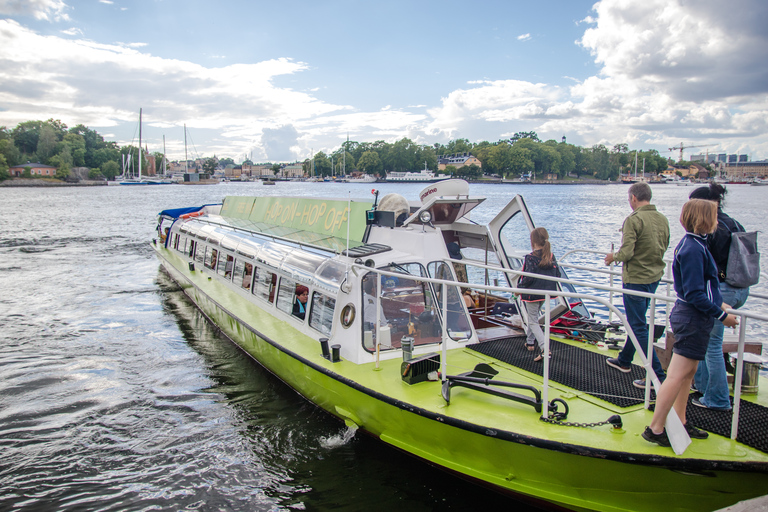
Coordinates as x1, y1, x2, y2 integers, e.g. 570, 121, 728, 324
354, 257, 768, 442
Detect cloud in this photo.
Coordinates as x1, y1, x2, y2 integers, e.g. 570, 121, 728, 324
517, 33, 531, 41
260, 125, 300, 161
0, 0, 69, 21
60, 27, 82, 36
425, 0, 768, 156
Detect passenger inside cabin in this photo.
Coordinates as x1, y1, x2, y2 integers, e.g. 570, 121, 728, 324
242, 263, 253, 289
224, 255, 234, 278
293, 285, 309, 320
207, 249, 218, 269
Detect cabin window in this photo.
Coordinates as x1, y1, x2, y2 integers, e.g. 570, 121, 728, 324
309, 292, 335, 336
253, 266, 277, 303
194, 243, 205, 263
172, 233, 180, 250
187, 239, 196, 258
276, 278, 304, 319
233, 259, 253, 290
217, 252, 234, 279
205, 248, 218, 270
361, 263, 468, 353
427, 261, 472, 341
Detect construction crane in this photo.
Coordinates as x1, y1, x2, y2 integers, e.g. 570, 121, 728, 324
668, 142, 717, 163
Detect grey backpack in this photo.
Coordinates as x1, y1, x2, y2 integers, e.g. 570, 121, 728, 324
725, 231, 760, 288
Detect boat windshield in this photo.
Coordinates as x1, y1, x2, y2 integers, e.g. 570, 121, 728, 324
281, 250, 327, 284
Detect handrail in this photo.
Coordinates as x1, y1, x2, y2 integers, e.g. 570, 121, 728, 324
353, 259, 767, 442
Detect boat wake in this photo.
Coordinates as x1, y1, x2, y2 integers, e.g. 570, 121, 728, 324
319, 425, 358, 449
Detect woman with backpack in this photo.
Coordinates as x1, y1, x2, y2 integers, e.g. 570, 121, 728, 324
688, 183, 750, 411
519, 228, 561, 362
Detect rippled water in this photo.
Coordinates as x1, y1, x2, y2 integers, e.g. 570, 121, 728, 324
0, 182, 765, 511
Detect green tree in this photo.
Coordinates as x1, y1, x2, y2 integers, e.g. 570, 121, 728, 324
313, 152, 331, 176
356, 151, 382, 175
36, 124, 58, 163
62, 133, 86, 167
12, 120, 44, 155
0, 138, 20, 166
203, 157, 217, 174
101, 160, 120, 180
509, 146, 534, 177
271, 163, 281, 176
22, 166, 32, 178
0, 154, 9, 181
456, 164, 481, 179
444, 138, 473, 155
510, 131, 540, 144
444, 165, 458, 176
487, 143, 511, 175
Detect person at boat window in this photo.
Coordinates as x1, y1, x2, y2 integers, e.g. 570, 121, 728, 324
462, 289, 474, 309
604, 182, 669, 387
446, 242, 468, 285
643, 199, 738, 447
518, 228, 560, 362
242, 263, 253, 289
689, 184, 750, 411
207, 249, 218, 270
293, 285, 308, 320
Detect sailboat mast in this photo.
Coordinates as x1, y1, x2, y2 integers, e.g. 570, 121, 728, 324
184, 124, 188, 174
162, 135, 167, 177
138, 108, 142, 181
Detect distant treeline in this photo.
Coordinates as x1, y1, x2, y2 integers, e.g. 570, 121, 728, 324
1, 120, 675, 182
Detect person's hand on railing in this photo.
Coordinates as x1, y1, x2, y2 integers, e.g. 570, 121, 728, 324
722, 314, 739, 328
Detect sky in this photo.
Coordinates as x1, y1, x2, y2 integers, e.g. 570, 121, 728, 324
0, 0, 767, 164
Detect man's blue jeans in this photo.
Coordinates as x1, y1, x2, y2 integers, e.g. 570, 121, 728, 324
617, 281, 665, 380
694, 282, 749, 410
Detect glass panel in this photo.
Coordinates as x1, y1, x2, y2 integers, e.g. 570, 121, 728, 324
257, 242, 291, 269
253, 266, 276, 303
276, 278, 298, 316
309, 292, 335, 336
281, 250, 326, 283
234, 260, 252, 290
315, 259, 346, 289
204, 247, 218, 269
218, 252, 234, 278
194, 243, 205, 263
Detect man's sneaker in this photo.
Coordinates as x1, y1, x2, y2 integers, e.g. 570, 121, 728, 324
633, 379, 647, 389
692, 397, 731, 412
606, 357, 631, 373
642, 426, 671, 447
684, 423, 709, 440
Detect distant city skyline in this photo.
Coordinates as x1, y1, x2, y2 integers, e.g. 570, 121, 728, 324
1, 0, 767, 164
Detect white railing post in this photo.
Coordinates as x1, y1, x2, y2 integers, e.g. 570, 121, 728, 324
730, 317, 748, 439
644, 298, 656, 408
542, 294, 551, 418
441, 282, 448, 382
608, 243, 614, 324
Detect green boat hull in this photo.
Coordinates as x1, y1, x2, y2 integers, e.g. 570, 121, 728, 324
158, 247, 768, 512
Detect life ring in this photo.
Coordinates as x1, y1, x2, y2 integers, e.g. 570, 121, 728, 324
180, 210, 204, 219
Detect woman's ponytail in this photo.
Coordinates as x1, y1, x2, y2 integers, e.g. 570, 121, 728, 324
530, 227, 552, 267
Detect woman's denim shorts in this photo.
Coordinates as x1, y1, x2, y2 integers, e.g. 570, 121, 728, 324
670, 301, 715, 361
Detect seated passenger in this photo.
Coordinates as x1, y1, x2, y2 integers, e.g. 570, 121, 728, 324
293, 285, 309, 320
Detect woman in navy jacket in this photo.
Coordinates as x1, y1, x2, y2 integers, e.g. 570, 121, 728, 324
643, 199, 738, 447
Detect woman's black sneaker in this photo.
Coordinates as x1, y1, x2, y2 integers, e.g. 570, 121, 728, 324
684, 423, 709, 439
642, 426, 671, 447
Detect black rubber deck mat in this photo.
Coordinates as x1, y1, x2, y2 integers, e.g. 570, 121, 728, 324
653, 394, 768, 454
468, 336, 651, 408
469, 336, 768, 454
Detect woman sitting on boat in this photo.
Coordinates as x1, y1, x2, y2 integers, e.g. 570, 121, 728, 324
643, 199, 739, 447
518, 227, 561, 362
293, 285, 309, 320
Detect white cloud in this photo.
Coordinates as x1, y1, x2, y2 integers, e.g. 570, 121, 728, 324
425, 0, 768, 156
60, 27, 82, 36
517, 33, 531, 41
99, 0, 113, 4
0, 0, 69, 21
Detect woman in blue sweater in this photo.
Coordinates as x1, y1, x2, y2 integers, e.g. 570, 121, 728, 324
643, 199, 739, 447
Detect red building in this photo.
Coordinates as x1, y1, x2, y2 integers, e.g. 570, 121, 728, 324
9, 162, 58, 177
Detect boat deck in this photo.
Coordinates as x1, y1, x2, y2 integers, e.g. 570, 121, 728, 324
468, 336, 768, 454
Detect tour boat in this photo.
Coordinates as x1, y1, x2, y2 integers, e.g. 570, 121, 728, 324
153, 180, 768, 512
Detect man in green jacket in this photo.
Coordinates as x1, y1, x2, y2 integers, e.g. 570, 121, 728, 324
604, 182, 670, 387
